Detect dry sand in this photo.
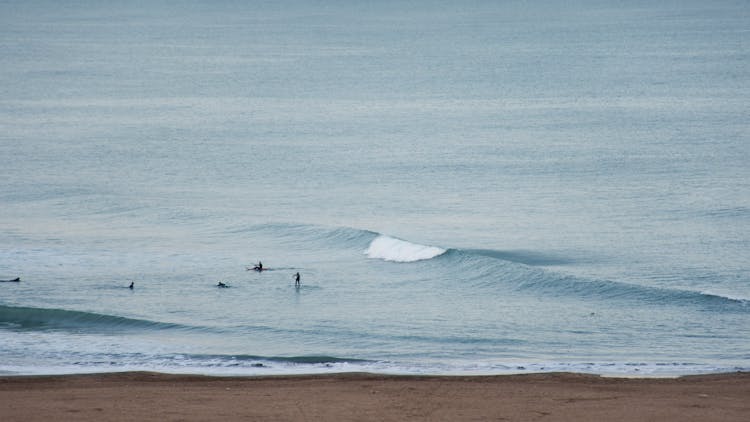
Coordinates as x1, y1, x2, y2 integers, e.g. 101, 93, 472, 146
1, 371, 748, 421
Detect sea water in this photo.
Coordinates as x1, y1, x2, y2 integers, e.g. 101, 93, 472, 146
1, 0, 749, 376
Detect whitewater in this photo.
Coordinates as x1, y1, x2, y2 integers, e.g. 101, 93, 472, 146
1, 0, 749, 377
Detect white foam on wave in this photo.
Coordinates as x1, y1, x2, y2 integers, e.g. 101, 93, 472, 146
364, 235, 446, 263
6, 358, 743, 378
699, 290, 750, 304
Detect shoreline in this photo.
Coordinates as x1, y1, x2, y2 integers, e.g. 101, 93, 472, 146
1, 371, 748, 421
1, 367, 744, 379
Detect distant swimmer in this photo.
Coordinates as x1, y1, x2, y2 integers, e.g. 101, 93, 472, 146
217, 281, 229, 288
255, 261, 263, 271
294, 272, 300, 287
129, 281, 134, 290
0, 277, 20, 282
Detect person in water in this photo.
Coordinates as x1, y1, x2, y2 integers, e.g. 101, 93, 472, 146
1, 277, 20, 282
255, 261, 263, 271
294, 272, 300, 287
129, 281, 134, 289
217, 281, 228, 288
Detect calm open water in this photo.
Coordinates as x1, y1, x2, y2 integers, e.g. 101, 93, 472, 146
1, 0, 749, 376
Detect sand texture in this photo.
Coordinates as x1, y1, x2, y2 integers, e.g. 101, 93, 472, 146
1, 372, 749, 421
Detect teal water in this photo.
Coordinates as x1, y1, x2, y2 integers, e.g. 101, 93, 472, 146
1, 0, 749, 376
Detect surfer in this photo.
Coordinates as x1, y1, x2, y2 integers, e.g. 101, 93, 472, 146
217, 281, 229, 288
129, 281, 134, 290
254, 261, 263, 272
294, 272, 300, 287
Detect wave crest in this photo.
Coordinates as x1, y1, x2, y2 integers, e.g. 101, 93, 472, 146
364, 235, 446, 263
0, 304, 185, 332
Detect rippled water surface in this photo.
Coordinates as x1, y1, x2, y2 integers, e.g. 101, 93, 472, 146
1, 0, 748, 376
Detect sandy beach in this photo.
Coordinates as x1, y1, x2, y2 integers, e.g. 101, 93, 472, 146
1, 371, 748, 421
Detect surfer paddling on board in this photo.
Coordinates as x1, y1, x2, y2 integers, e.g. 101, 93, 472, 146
294, 272, 301, 287
247, 261, 264, 272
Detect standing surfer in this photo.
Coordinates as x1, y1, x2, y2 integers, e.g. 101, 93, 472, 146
294, 272, 301, 287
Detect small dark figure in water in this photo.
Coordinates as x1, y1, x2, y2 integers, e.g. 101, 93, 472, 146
251, 261, 263, 272
294, 272, 301, 287
129, 281, 134, 290
217, 281, 229, 288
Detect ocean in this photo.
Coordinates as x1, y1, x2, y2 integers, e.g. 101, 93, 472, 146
1, 0, 748, 376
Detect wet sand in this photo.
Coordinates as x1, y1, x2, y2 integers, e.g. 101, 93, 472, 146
1, 371, 748, 421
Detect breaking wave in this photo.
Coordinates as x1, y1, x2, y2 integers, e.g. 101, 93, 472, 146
364, 235, 446, 262
228, 223, 748, 309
